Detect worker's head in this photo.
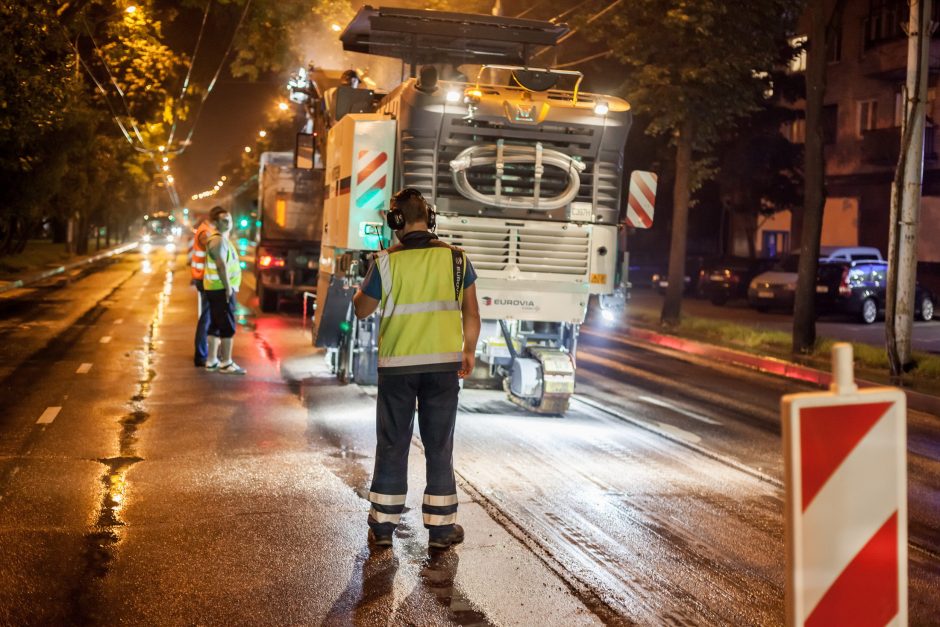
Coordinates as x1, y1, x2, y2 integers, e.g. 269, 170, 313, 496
388, 188, 435, 232
340, 69, 360, 88
209, 206, 232, 234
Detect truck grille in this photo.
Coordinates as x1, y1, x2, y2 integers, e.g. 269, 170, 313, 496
401, 117, 621, 218
437, 221, 590, 277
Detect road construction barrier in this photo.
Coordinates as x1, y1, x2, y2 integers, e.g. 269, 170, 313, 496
782, 343, 907, 627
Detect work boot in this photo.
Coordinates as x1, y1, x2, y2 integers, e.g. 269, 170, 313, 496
368, 528, 393, 547
428, 524, 464, 550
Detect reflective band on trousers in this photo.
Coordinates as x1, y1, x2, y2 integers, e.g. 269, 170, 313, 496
423, 513, 457, 526
378, 352, 463, 369
369, 491, 406, 506
423, 493, 458, 506
370, 508, 401, 524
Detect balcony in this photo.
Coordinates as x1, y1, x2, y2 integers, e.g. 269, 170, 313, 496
861, 126, 937, 166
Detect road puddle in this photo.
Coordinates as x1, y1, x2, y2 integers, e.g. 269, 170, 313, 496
74, 265, 173, 620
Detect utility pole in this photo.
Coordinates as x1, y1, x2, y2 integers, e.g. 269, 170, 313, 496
886, 0, 932, 376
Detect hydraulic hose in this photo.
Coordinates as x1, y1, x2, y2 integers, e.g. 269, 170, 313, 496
449, 143, 585, 211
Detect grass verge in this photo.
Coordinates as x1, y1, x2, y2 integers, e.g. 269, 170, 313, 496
626, 300, 940, 394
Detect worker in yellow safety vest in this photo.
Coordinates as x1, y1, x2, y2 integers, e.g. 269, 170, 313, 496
190, 215, 214, 366
203, 206, 246, 375
353, 188, 481, 550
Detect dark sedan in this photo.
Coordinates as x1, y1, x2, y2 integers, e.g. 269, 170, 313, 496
815, 261, 935, 324
702, 257, 777, 305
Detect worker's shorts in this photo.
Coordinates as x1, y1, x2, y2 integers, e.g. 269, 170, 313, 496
205, 289, 238, 338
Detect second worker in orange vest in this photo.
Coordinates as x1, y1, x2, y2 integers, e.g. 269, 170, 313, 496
190, 215, 214, 366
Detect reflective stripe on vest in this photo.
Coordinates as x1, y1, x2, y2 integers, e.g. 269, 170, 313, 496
203, 233, 242, 290
190, 224, 212, 280
376, 246, 465, 373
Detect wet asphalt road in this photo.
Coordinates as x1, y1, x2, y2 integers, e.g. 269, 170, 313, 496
0, 247, 938, 625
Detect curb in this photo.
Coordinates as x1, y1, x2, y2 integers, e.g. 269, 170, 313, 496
624, 325, 940, 417
0, 241, 139, 296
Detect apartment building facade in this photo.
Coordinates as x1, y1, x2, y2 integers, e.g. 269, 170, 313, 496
742, 0, 940, 268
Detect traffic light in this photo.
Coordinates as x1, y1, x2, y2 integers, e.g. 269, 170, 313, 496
238, 217, 250, 229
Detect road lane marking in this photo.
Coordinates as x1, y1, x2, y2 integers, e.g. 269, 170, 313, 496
637, 395, 723, 426
76, 363, 93, 374
37, 407, 61, 425
100, 336, 112, 344
113, 318, 124, 325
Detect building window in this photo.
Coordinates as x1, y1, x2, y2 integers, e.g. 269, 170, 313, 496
784, 118, 806, 144
823, 104, 838, 145
864, 0, 904, 49
789, 35, 807, 73
858, 99, 878, 135
828, 27, 843, 63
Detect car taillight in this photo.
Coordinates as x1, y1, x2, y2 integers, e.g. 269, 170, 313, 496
259, 255, 285, 269
839, 267, 851, 296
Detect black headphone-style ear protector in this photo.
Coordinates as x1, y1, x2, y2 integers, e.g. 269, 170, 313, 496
388, 188, 436, 231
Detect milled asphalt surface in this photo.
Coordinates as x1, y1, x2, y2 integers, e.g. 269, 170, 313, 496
0, 246, 938, 625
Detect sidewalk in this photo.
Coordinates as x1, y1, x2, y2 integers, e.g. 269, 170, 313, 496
0, 240, 138, 295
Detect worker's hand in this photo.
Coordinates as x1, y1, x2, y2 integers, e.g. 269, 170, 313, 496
226, 286, 235, 301
458, 350, 475, 379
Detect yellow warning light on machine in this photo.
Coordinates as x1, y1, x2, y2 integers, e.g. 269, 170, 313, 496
590, 273, 607, 284
275, 198, 287, 227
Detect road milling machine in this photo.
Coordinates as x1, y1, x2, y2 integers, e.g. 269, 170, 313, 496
304, 6, 657, 413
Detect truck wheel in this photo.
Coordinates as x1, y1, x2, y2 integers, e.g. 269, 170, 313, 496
258, 283, 279, 313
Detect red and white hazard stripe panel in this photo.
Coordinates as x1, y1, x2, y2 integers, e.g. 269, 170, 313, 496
626, 170, 657, 229
783, 372, 907, 627
354, 149, 389, 212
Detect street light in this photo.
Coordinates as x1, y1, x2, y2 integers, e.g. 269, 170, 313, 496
158, 145, 165, 153
162, 165, 169, 171
166, 175, 174, 183
277, 101, 289, 111
162, 156, 169, 163
221, 176, 227, 181
331, 23, 342, 32
258, 130, 267, 138
244, 146, 252, 153
125, 5, 137, 14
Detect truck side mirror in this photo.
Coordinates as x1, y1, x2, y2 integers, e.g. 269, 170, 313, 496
625, 170, 657, 229
295, 132, 316, 170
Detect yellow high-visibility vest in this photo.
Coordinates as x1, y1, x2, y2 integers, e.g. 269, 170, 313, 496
203, 233, 242, 291
375, 243, 465, 374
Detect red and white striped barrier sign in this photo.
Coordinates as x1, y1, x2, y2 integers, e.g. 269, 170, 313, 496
626, 170, 657, 229
782, 343, 907, 627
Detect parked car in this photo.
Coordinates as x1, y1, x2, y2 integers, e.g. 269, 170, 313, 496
651, 256, 713, 297
747, 254, 802, 311
815, 260, 935, 324
702, 257, 777, 305
818, 246, 884, 262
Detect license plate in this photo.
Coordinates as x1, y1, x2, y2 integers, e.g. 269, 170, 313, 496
816, 285, 829, 293
758, 290, 774, 299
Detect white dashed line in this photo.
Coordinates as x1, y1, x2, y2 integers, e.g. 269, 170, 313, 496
76, 363, 93, 374
100, 336, 112, 344
36, 407, 61, 425
113, 318, 124, 325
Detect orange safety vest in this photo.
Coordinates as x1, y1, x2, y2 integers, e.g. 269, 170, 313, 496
190, 223, 212, 280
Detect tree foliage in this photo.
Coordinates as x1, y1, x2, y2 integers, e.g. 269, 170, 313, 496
0, 0, 186, 256
582, 0, 800, 325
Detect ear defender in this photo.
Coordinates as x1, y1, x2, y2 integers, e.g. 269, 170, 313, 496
387, 188, 433, 231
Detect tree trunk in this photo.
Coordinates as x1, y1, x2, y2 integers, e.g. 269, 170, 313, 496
792, 2, 840, 354
661, 118, 694, 326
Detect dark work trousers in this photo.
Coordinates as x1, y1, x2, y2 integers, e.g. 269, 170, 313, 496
368, 371, 460, 539
205, 289, 238, 338
193, 280, 211, 365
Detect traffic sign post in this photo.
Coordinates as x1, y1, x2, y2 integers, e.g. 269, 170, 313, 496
782, 343, 907, 627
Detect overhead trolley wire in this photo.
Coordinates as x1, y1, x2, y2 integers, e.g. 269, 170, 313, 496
171, 0, 253, 155
167, 0, 212, 148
